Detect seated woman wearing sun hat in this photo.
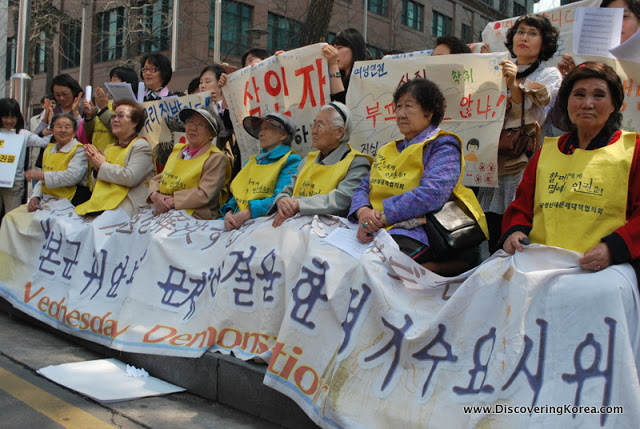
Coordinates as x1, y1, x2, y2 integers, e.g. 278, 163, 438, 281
222, 112, 301, 230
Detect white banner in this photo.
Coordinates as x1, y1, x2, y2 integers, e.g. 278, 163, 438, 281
482, 0, 601, 66
0, 199, 639, 428
0, 132, 24, 188
223, 44, 331, 163
346, 52, 509, 188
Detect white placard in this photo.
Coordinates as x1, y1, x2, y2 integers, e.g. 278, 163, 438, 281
572, 7, 622, 58
0, 132, 25, 188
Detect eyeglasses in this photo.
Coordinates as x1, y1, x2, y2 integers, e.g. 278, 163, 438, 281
515, 29, 540, 38
54, 91, 72, 98
53, 123, 73, 130
311, 121, 339, 131
185, 120, 210, 130
141, 67, 159, 73
111, 112, 132, 120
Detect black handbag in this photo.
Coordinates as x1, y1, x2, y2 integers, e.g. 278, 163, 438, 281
425, 199, 485, 257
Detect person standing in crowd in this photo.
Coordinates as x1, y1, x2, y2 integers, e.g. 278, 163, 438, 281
140, 53, 174, 102
198, 64, 242, 178
431, 36, 472, 55
271, 102, 372, 227
558, 0, 639, 78
477, 14, 562, 253
148, 108, 230, 220
222, 113, 301, 230
242, 48, 269, 68
501, 62, 640, 275
322, 28, 372, 103
84, 66, 140, 154
554, 0, 639, 129
26, 113, 89, 210
34, 74, 84, 139
75, 100, 154, 217
0, 98, 50, 220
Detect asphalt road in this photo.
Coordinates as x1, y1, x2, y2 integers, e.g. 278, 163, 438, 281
0, 309, 284, 429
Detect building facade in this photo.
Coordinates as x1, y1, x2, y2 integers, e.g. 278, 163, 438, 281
4, 0, 534, 110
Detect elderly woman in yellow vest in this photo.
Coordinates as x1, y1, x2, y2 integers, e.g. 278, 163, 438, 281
222, 113, 301, 230
502, 62, 640, 273
349, 79, 487, 275
148, 108, 230, 220
271, 102, 372, 227
26, 113, 89, 211
74, 100, 154, 217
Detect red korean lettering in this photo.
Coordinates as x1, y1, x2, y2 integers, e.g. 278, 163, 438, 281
384, 102, 396, 122
476, 94, 493, 119
294, 59, 326, 109
459, 93, 473, 119
366, 102, 382, 128
264, 67, 290, 97
243, 77, 261, 106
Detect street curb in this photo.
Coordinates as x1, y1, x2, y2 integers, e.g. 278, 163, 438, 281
0, 299, 317, 429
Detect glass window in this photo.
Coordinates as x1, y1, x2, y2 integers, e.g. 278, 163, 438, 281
432, 11, 452, 38
402, 0, 423, 31
6, 37, 16, 80
461, 23, 472, 43
61, 20, 82, 69
513, 2, 526, 16
96, 7, 126, 62
500, 0, 509, 14
209, 0, 253, 58
34, 31, 47, 74
139, 0, 172, 53
267, 13, 300, 52
366, 0, 388, 17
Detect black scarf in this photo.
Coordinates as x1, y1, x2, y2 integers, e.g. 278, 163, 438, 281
516, 60, 541, 80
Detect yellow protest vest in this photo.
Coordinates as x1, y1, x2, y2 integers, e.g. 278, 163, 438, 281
529, 132, 637, 253
230, 152, 292, 210
369, 131, 488, 238
88, 103, 117, 191
74, 140, 137, 215
159, 143, 225, 216
41, 142, 84, 201
293, 146, 372, 197
91, 103, 117, 153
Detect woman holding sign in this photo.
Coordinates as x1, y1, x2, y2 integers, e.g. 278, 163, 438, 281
349, 79, 487, 276
26, 113, 89, 211
75, 100, 154, 217
271, 102, 372, 227
502, 62, 640, 274
222, 113, 301, 230
477, 14, 562, 253
148, 107, 230, 220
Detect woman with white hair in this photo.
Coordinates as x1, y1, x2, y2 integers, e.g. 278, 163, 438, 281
271, 102, 372, 227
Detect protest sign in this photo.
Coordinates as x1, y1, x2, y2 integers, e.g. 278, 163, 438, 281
0, 132, 25, 188
223, 44, 330, 163
346, 52, 509, 187
482, 0, 601, 66
138, 93, 210, 146
1, 199, 638, 428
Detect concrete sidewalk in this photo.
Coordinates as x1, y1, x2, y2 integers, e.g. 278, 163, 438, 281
0, 299, 317, 429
